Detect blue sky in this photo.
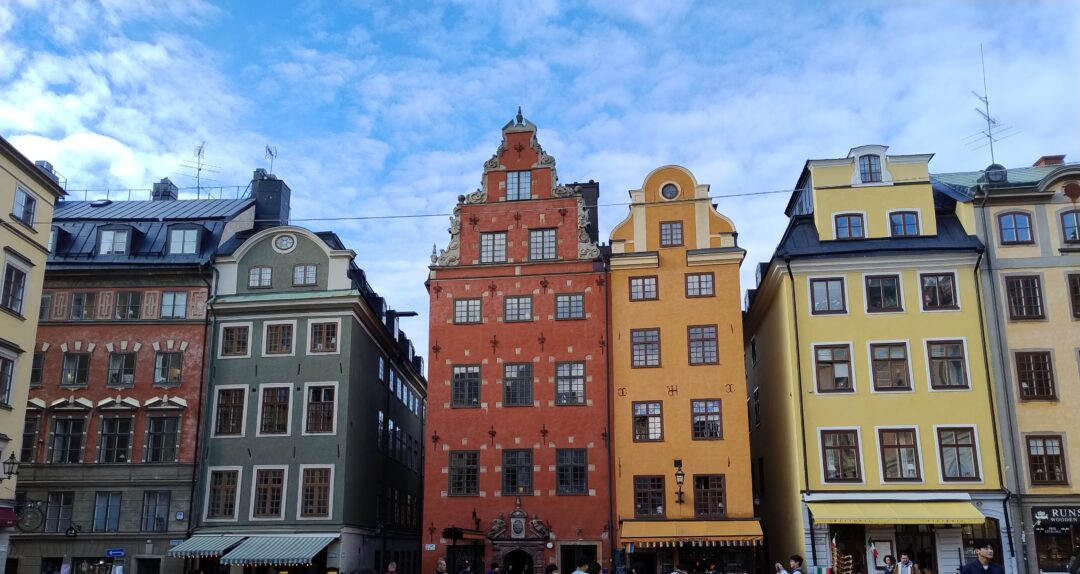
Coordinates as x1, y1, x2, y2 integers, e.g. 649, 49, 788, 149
2, 0, 1078, 360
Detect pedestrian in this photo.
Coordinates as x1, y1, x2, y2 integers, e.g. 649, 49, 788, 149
487, 563, 501, 574
589, 561, 602, 574
545, 564, 560, 574
1068, 552, 1080, 574
881, 555, 896, 574
385, 561, 398, 574
775, 555, 804, 574
573, 558, 591, 574
960, 541, 1004, 574
435, 559, 449, 574
706, 563, 719, 574
896, 552, 920, 574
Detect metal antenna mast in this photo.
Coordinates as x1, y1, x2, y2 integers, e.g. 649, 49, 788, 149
265, 145, 278, 175
178, 141, 221, 199
965, 44, 1019, 163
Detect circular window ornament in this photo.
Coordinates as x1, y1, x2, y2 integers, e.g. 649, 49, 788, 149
661, 183, 679, 200
273, 233, 296, 253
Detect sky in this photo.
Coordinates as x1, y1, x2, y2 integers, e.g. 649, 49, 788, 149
2, 0, 1078, 365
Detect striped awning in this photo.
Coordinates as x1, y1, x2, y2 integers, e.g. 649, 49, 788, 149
167, 535, 246, 558
220, 535, 336, 566
621, 520, 763, 549
807, 501, 985, 525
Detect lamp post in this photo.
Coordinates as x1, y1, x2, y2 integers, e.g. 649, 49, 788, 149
1, 452, 19, 481
674, 465, 686, 504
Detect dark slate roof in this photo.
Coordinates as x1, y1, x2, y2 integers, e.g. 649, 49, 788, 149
54, 198, 253, 221
776, 213, 982, 260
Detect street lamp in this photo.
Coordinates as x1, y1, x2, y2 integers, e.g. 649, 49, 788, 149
674, 464, 686, 504
1, 453, 19, 481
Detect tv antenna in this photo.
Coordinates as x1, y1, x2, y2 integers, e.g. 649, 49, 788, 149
178, 141, 221, 199
963, 44, 1019, 163
265, 145, 278, 175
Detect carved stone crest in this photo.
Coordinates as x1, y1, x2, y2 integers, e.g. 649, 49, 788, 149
434, 205, 462, 266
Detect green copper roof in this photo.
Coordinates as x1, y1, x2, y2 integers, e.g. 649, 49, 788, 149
211, 288, 359, 304
931, 166, 1060, 190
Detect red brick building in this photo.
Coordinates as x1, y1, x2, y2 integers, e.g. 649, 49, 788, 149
424, 112, 611, 574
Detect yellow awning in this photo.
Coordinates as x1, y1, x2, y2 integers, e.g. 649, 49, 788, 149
620, 520, 762, 548
807, 501, 985, 525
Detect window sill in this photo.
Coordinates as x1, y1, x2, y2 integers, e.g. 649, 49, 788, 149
0, 403, 11, 411
817, 389, 855, 394
554, 317, 585, 321
0, 306, 26, 321
867, 308, 904, 314
689, 361, 720, 366
1060, 246, 1080, 254
555, 492, 590, 497
811, 310, 847, 316
450, 405, 482, 409
1000, 241, 1036, 247
692, 437, 725, 441
874, 387, 914, 392
554, 402, 588, 407
1019, 396, 1058, 402
8, 214, 37, 233
1009, 316, 1047, 321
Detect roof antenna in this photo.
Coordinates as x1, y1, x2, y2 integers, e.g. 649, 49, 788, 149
178, 142, 220, 199
965, 44, 1019, 164
265, 145, 278, 175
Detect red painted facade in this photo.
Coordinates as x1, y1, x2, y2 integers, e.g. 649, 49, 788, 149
423, 115, 611, 574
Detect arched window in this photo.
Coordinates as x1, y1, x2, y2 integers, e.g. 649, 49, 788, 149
858, 154, 882, 183
1061, 210, 1080, 243
998, 212, 1034, 245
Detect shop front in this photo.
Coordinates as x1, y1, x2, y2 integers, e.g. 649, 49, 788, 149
1030, 506, 1080, 574
620, 520, 763, 574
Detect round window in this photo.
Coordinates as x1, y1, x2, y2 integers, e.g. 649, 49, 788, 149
661, 184, 679, 200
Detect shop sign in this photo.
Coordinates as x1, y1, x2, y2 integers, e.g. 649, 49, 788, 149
1031, 506, 1080, 525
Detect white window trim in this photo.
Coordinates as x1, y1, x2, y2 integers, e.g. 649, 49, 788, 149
810, 341, 857, 395
0, 347, 19, 406
806, 275, 849, 316
873, 425, 926, 485
931, 424, 985, 485
885, 208, 923, 237
210, 384, 249, 439
817, 426, 867, 485
167, 227, 200, 255
255, 382, 293, 438
865, 339, 915, 395
160, 290, 190, 319
292, 263, 318, 286
306, 318, 342, 356
248, 464, 289, 521
261, 319, 298, 358
203, 465, 243, 522
13, 185, 38, 225
296, 464, 335, 521
1, 254, 31, 316
851, 151, 894, 186
301, 381, 339, 436
922, 337, 974, 393
994, 208, 1038, 247
217, 321, 253, 359
657, 180, 682, 201
918, 269, 963, 313
247, 266, 273, 288
832, 211, 868, 240
861, 272, 906, 315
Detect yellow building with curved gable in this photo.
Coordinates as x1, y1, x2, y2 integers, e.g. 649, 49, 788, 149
608, 166, 761, 574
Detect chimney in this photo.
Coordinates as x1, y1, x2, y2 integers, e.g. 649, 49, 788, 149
1033, 155, 1065, 168
35, 160, 60, 184
151, 177, 179, 201
251, 169, 291, 229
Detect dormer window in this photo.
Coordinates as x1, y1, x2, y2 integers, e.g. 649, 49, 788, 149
168, 228, 200, 255
99, 229, 129, 255
859, 155, 882, 183
835, 214, 865, 240
998, 212, 1034, 245
889, 212, 919, 237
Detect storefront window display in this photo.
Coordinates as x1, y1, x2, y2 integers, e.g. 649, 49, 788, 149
1032, 506, 1080, 573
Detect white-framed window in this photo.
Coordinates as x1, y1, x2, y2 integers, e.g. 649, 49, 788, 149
850, 147, 892, 186
13, 186, 37, 226
204, 466, 242, 521
293, 264, 317, 286
858, 154, 882, 183
98, 229, 129, 255
297, 464, 334, 519
813, 343, 855, 393
248, 266, 272, 288
249, 465, 288, 520
1, 256, 29, 315
218, 322, 252, 359
819, 427, 865, 484
168, 228, 200, 255
257, 383, 292, 436
212, 385, 248, 438
888, 210, 920, 237
307, 318, 342, 355
876, 426, 923, 483
934, 425, 983, 483
809, 277, 847, 314
0, 354, 15, 406
262, 320, 297, 357
303, 382, 338, 435
160, 291, 188, 319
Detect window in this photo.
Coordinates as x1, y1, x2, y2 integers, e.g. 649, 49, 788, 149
69, 292, 97, 320
104, 353, 135, 387
504, 296, 532, 322
555, 294, 584, 319
1006, 276, 1044, 319
207, 469, 239, 518
928, 341, 969, 389
529, 229, 557, 261
871, 343, 911, 391
293, 264, 317, 286
921, 273, 957, 310
160, 291, 187, 319
480, 232, 507, 263
44, 492, 74, 533
810, 278, 845, 314
633, 402, 663, 442
822, 430, 861, 482
449, 451, 479, 496
502, 449, 533, 495
451, 365, 480, 407
50, 418, 85, 463
454, 298, 481, 324
259, 387, 290, 434
60, 353, 90, 386
693, 475, 726, 518
1062, 211, 1080, 243
629, 276, 658, 301
503, 364, 532, 406
938, 427, 980, 480
300, 467, 331, 517
556, 449, 588, 495
556, 362, 585, 404
30, 352, 44, 386
1016, 352, 1055, 400
998, 212, 1034, 244
21, 416, 38, 462
858, 155, 882, 183
154, 352, 183, 385
866, 275, 902, 312
631, 329, 661, 367
310, 321, 338, 352
835, 214, 865, 239
221, 325, 250, 356
93, 492, 122, 532
13, 187, 36, 225
169, 228, 199, 254
48, 227, 56, 252
265, 324, 293, 354
691, 399, 722, 439
253, 468, 286, 518
880, 429, 921, 481
633, 476, 665, 517
686, 273, 715, 297
688, 325, 718, 365
506, 170, 532, 200
39, 292, 52, 321
248, 266, 272, 288
1070, 274, 1080, 319
660, 221, 683, 247
99, 229, 129, 255
214, 388, 245, 436
1027, 436, 1067, 485
145, 416, 179, 462
98, 417, 133, 463
1, 263, 27, 314
752, 388, 761, 428
0, 357, 11, 405
306, 385, 335, 433
141, 491, 171, 531
814, 345, 853, 393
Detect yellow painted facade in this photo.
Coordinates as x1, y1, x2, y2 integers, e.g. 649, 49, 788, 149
609, 166, 759, 566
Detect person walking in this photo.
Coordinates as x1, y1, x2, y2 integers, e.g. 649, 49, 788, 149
1067, 552, 1079, 574
960, 542, 1004, 574
572, 558, 591, 574
881, 555, 896, 574
896, 552, 920, 574
706, 563, 719, 574
435, 559, 449, 574
385, 561, 398, 574
775, 555, 804, 574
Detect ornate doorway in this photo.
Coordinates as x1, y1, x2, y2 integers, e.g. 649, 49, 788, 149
505, 549, 534, 574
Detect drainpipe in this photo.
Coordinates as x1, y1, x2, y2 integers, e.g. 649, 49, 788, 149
784, 257, 814, 565
603, 256, 617, 568
186, 262, 217, 538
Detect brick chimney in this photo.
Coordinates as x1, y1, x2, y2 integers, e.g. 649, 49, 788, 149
1033, 155, 1065, 167
251, 168, 291, 229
